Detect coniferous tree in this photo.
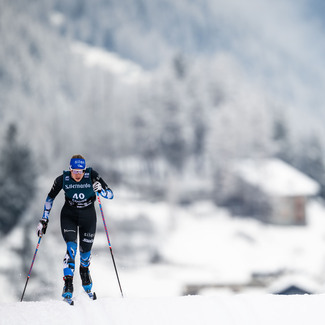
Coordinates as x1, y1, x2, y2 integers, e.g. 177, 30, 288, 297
0, 124, 36, 235
293, 134, 325, 198
273, 114, 294, 164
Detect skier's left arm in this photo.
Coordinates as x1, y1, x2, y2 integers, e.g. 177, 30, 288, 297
91, 169, 114, 199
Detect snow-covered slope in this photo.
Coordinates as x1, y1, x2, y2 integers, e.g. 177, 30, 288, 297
2, 294, 325, 325
3, 197, 325, 303
2, 198, 325, 325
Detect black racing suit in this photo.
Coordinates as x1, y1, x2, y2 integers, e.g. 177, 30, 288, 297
46, 168, 112, 277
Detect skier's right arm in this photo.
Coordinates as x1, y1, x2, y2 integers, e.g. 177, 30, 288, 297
37, 175, 63, 237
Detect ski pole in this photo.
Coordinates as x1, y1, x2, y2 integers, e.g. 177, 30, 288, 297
21, 235, 42, 302
96, 192, 124, 298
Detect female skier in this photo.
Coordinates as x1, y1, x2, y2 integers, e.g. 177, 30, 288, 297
37, 154, 113, 299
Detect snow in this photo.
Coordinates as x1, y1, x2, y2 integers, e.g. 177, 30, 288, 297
49, 11, 65, 27
3, 2, 325, 322
3, 198, 325, 300
161, 200, 325, 286
268, 274, 321, 294
234, 158, 320, 196
3, 193, 325, 324
71, 42, 146, 84
2, 294, 325, 325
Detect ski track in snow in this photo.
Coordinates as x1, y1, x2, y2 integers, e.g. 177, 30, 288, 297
2, 294, 325, 325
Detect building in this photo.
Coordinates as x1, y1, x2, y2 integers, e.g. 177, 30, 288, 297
268, 274, 320, 295
233, 158, 320, 225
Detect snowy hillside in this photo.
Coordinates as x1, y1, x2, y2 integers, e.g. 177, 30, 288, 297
3, 294, 325, 325
3, 3, 325, 324
4, 197, 325, 302
2, 194, 325, 325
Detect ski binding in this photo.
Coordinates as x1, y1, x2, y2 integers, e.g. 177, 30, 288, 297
87, 291, 97, 300
63, 297, 74, 306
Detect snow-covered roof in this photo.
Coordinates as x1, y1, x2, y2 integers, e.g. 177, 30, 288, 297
267, 274, 321, 294
234, 158, 320, 197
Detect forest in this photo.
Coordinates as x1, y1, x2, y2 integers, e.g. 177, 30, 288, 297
1, 0, 325, 232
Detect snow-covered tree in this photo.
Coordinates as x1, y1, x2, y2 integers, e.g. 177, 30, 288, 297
0, 124, 36, 234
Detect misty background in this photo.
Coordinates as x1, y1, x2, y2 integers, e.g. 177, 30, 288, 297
2, 0, 325, 301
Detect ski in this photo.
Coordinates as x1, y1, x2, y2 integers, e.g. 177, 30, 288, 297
63, 297, 74, 306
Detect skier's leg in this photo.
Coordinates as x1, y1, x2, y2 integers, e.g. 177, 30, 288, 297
79, 206, 96, 292
60, 205, 78, 298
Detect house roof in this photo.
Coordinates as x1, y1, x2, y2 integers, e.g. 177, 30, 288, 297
234, 158, 320, 197
268, 274, 320, 295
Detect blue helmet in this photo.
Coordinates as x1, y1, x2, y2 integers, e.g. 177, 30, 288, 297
70, 157, 86, 170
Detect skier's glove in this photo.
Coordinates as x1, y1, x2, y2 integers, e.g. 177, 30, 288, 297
93, 181, 102, 193
100, 188, 114, 199
106, 188, 114, 199
37, 219, 49, 237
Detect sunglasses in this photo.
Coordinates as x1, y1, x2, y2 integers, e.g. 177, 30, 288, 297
70, 168, 86, 175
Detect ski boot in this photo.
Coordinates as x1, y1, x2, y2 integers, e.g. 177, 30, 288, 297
62, 276, 74, 299
80, 266, 96, 300
80, 265, 92, 292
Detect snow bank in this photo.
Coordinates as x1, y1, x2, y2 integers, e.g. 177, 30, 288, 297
2, 294, 325, 325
